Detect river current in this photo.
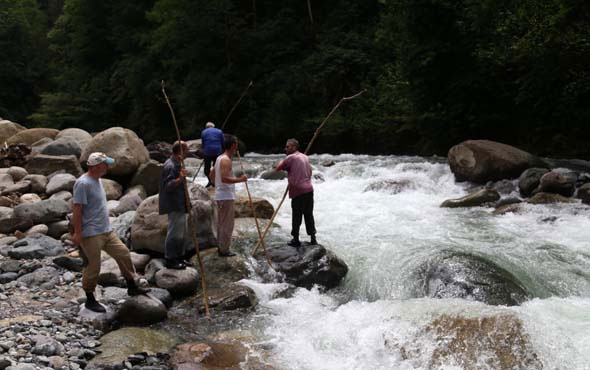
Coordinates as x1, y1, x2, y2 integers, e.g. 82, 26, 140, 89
194, 153, 590, 370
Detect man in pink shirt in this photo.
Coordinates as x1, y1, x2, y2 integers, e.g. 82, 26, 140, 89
276, 138, 317, 247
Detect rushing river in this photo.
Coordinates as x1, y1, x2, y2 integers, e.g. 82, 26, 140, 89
193, 153, 590, 370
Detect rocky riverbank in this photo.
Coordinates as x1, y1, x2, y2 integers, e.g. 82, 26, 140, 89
0, 119, 349, 370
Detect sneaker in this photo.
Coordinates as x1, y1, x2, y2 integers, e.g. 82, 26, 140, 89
218, 251, 236, 257
165, 259, 186, 269
310, 236, 318, 245
287, 238, 301, 247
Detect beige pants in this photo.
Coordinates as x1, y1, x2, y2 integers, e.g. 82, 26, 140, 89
80, 231, 136, 292
217, 200, 235, 254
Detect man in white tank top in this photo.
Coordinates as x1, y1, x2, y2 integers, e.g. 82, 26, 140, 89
209, 135, 247, 257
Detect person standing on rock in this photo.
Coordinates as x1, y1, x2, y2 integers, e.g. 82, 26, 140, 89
71, 152, 150, 313
201, 122, 224, 188
209, 134, 247, 257
159, 141, 194, 270
276, 138, 317, 247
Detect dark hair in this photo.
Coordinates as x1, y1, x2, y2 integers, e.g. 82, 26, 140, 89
223, 134, 237, 150
172, 141, 187, 154
287, 138, 299, 149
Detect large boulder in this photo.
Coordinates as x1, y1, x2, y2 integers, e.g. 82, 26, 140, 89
440, 189, 500, 208
145, 141, 172, 163
518, 168, 549, 197
260, 169, 287, 180
154, 267, 200, 296
0, 120, 26, 144
100, 178, 123, 200
25, 154, 83, 177
112, 211, 135, 246
198, 284, 258, 312
55, 128, 92, 152
13, 199, 70, 225
45, 173, 77, 195
130, 184, 217, 253
448, 140, 548, 183
233, 194, 274, 219
416, 253, 529, 306
7, 166, 27, 181
111, 194, 142, 216
7, 234, 65, 259
40, 137, 82, 158
5, 128, 58, 146
130, 160, 163, 196
535, 169, 577, 197
0, 179, 31, 195
22, 174, 47, 193
80, 127, 149, 176
257, 243, 348, 290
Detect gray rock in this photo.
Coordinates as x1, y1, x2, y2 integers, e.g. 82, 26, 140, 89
199, 284, 257, 312
130, 160, 163, 196
0, 273, 18, 284
112, 211, 135, 246
100, 179, 123, 201
25, 154, 83, 177
575, 183, 590, 204
417, 253, 529, 306
16, 266, 59, 287
24, 224, 48, 236
364, 179, 416, 194
260, 169, 287, 180
259, 243, 348, 290
63, 271, 75, 283
448, 140, 548, 183
47, 220, 69, 239
488, 179, 517, 195
21, 175, 47, 194
233, 194, 274, 219
0, 174, 13, 192
46, 174, 77, 196
0, 207, 15, 234
116, 295, 167, 325
31, 335, 64, 356
518, 168, 549, 197
0, 120, 26, 145
440, 188, 501, 208
13, 199, 70, 225
40, 137, 82, 158
49, 190, 72, 202
124, 185, 147, 200
526, 192, 577, 205
52, 256, 83, 272
6, 167, 27, 182
0, 180, 30, 195
112, 194, 142, 215
535, 169, 577, 197
8, 234, 65, 259
144, 259, 165, 283
146, 288, 173, 308
0, 260, 21, 273
154, 268, 200, 296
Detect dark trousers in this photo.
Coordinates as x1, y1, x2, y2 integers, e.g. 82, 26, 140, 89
291, 191, 316, 238
204, 155, 217, 182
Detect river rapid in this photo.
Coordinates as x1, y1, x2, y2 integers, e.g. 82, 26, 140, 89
195, 153, 590, 370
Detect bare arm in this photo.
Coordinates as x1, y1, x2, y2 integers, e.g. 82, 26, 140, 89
71, 203, 83, 245
220, 157, 247, 183
209, 166, 215, 184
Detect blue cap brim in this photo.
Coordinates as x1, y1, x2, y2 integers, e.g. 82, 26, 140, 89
105, 157, 115, 164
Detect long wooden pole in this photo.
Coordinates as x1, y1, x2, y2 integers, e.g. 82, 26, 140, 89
161, 80, 210, 318
236, 151, 274, 269
252, 90, 365, 256
192, 81, 254, 182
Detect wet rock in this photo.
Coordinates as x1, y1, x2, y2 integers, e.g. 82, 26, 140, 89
321, 160, 336, 167
98, 252, 150, 286
527, 192, 577, 205
535, 169, 577, 197
25, 154, 83, 177
440, 189, 500, 208
130, 160, 163, 196
233, 194, 274, 219
488, 179, 516, 195
87, 327, 179, 368
364, 179, 415, 194
47, 356, 66, 369
17, 266, 60, 287
492, 203, 523, 216
260, 169, 287, 180
518, 168, 549, 197
8, 234, 65, 259
417, 253, 529, 306
81, 127, 150, 177
575, 183, 590, 204
46, 173, 77, 195
410, 314, 542, 370
22, 174, 47, 194
116, 295, 167, 325
13, 199, 70, 225
199, 253, 250, 289
155, 268, 200, 296
449, 140, 547, 183
0, 236, 17, 246
131, 184, 217, 253
171, 341, 268, 370
100, 178, 123, 201
40, 137, 82, 158
5, 128, 59, 146
259, 243, 348, 290
198, 284, 257, 312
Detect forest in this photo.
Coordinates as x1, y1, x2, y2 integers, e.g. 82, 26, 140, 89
1, 0, 589, 156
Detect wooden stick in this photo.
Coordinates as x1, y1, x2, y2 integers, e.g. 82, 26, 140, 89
252, 89, 365, 256
236, 151, 274, 269
192, 81, 254, 182
161, 80, 211, 318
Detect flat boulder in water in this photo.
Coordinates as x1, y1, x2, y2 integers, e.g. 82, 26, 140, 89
418, 254, 529, 306
440, 188, 500, 208
260, 243, 348, 290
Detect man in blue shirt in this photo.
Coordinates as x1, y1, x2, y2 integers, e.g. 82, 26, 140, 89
201, 122, 224, 187
72, 152, 150, 313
